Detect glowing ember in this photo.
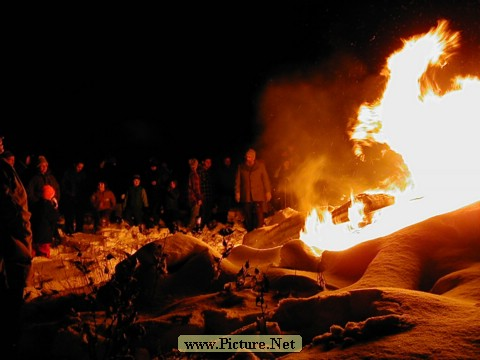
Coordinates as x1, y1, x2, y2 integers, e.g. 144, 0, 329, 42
301, 19, 480, 252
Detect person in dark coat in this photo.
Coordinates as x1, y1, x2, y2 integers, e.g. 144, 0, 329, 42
27, 155, 61, 207
215, 155, 236, 223
187, 158, 203, 231
163, 179, 184, 233
143, 158, 164, 228
235, 148, 272, 231
0, 135, 33, 353
123, 174, 149, 228
60, 160, 88, 234
198, 157, 215, 228
30, 184, 60, 258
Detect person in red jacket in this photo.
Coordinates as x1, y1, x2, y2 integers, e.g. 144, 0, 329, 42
235, 148, 272, 231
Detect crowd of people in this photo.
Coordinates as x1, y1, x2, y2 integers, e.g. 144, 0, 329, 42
7, 146, 300, 237
5, 144, 300, 242
1, 133, 301, 353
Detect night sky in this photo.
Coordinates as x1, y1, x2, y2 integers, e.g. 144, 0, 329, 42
4, 1, 480, 177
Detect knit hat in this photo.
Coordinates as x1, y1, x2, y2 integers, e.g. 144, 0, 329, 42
2, 150, 14, 158
42, 185, 56, 200
133, 174, 141, 180
37, 155, 48, 167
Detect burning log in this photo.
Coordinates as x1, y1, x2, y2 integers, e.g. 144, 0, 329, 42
330, 193, 395, 227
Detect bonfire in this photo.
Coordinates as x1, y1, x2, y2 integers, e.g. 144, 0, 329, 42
15, 19, 480, 360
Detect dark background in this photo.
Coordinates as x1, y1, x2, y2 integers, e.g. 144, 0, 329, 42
3, 1, 480, 178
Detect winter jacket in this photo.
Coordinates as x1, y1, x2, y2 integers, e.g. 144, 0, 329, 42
27, 171, 61, 204
0, 158, 32, 266
30, 199, 60, 245
123, 186, 148, 211
235, 160, 272, 203
91, 189, 117, 212
123, 185, 149, 226
61, 166, 87, 203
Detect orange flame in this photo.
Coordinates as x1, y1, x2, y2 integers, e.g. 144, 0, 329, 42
301, 20, 480, 252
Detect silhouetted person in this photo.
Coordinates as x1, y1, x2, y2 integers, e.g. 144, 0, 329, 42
198, 157, 215, 228
123, 174, 149, 228
61, 160, 88, 234
143, 158, 164, 228
2, 150, 15, 167
187, 158, 203, 232
0, 135, 33, 354
163, 179, 184, 233
215, 155, 236, 223
94, 156, 123, 198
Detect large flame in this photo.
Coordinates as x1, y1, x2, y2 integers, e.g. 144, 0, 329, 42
301, 20, 480, 253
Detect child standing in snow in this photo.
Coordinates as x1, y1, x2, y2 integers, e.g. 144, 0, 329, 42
30, 184, 60, 258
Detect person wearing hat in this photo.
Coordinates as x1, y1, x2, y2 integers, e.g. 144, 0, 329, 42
30, 184, 61, 258
0, 135, 33, 353
235, 148, 272, 231
27, 155, 61, 207
1, 150, 15, 167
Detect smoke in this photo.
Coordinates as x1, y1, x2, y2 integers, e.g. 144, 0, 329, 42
255, 52, 410, 211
